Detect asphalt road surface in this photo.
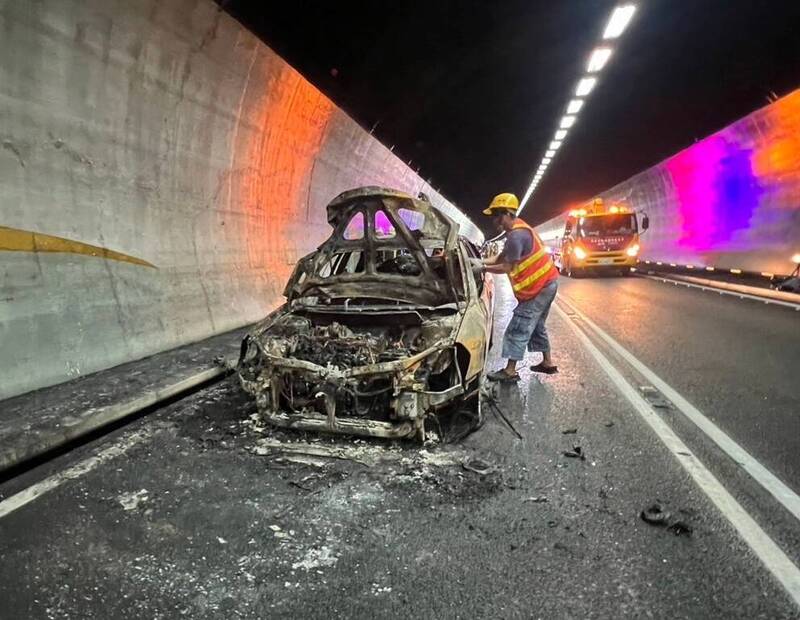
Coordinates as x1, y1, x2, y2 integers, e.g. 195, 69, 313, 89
0, 275, 798, 618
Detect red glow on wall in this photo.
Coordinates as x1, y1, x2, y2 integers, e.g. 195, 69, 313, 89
231, 58, 335, 282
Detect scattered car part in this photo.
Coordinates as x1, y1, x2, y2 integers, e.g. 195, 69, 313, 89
563, 445, 586, 460
462, 457, 495, 476
484, 397, 523, 440
667, 521, 694, 536
640, 503, 670, 526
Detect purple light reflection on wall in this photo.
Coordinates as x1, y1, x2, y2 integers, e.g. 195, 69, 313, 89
666, 136, 763, 252
536, 89, 800, 273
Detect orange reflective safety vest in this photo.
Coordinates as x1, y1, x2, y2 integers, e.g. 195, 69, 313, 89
507, 219, 559, 301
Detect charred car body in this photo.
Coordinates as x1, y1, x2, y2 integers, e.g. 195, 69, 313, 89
237, 187, 493, 440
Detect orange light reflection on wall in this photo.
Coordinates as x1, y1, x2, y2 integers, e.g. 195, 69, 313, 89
233, 58, 335, 284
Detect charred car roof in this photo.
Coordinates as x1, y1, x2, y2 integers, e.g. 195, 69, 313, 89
285, 187, 463, 307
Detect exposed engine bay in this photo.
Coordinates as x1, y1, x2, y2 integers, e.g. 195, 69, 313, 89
236, 187, 493, 441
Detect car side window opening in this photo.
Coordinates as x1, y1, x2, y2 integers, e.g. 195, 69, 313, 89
343, 212, 365, 240
398, 208, 425, 233
374, 210, 396, 239
318, 250, 365, 278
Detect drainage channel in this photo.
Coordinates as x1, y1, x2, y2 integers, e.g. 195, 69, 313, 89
0, 368, 232, 487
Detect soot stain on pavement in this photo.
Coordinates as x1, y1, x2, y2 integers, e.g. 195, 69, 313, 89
123, 376, 508, 614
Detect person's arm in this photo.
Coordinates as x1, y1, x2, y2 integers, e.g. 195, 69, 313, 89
485, 261, 513, 274
483, 230, 521, 274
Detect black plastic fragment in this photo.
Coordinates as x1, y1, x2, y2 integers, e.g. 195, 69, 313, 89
462, 457, 495, 476
563, 445, 586, 460
640, 503, 670, 526
667, 521, 693, 536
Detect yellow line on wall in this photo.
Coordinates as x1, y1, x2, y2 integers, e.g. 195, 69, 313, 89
0, 226, 155, 268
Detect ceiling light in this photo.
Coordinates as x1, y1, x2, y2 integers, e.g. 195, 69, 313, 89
566, 99, 584, 114
603, 4, 636, 39
587, 47, 613, 72
545, 149, 556, 158
520, 189, 535, 210
575, 77, 597, 97
560, 115, 577, 129
549, 140, 563, 150
554, 129, 568, 140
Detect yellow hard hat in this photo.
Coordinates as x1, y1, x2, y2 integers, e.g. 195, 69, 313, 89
483, 192, 519, 215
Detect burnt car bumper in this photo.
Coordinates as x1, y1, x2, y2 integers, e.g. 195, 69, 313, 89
238, 335, 468, 440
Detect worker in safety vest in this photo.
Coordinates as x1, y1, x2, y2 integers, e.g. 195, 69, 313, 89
481, 193, 559, 381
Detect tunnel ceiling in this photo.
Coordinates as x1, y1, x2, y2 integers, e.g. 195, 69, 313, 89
219, 0, 800, 228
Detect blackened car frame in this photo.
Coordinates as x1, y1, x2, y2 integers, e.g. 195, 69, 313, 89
236, 187, 493, 441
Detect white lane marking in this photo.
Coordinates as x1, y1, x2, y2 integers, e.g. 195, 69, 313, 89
0, 428, 152, 519
559, 296, 800, 523
554, 303, 800, 607
641, 274, 800, 310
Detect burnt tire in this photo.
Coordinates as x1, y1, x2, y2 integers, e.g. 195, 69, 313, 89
433, 393, 484, 444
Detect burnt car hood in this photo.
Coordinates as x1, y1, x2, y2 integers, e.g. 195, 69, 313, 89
243, 303, 460, 378
237, 303, 464, 440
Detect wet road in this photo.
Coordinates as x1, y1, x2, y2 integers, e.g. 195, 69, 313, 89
558, 274, 800, 494
0, 276, 799, 618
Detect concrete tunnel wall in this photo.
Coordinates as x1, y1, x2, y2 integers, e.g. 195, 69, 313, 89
535, 89, 800, 275
0, 0, 482, 400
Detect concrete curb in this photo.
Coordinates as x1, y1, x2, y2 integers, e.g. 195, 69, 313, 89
0, 366, 228, 475
640, 273, 800, 309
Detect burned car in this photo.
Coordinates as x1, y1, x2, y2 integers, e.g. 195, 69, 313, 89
237, 187, 493, 441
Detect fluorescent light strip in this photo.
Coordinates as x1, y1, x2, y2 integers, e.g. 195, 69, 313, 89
603, 4, 636, 39
587, 47, 613, 72
575, 77, 597, 97
560, 115, 577, 129
520, 4, 640, 212
566, 99, 584, 114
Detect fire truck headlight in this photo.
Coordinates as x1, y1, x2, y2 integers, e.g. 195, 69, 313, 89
626, 244, 640, 257
574, 246, 588, 260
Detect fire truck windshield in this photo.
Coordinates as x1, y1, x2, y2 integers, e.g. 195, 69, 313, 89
579, 213, 637, 236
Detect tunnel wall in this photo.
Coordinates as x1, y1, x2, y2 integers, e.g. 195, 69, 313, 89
535, 89, 800, 275
0, 0, 481, 400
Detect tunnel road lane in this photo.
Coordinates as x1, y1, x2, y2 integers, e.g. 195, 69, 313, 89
556, 275, 800, 499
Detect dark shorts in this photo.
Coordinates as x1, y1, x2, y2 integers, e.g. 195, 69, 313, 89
501, 279, 558, 361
